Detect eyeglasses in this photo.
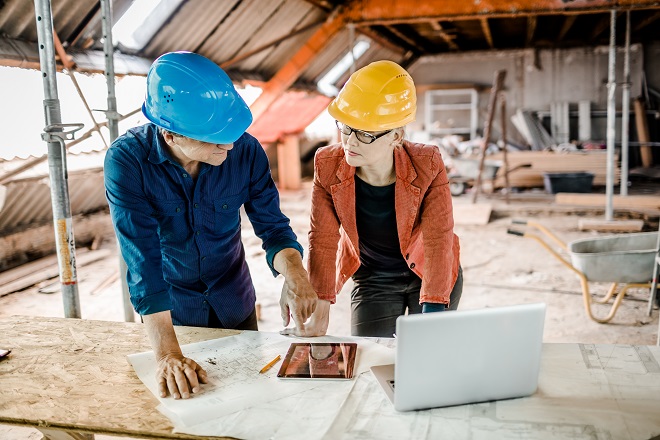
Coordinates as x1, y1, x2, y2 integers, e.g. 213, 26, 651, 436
335, 121, 392, 144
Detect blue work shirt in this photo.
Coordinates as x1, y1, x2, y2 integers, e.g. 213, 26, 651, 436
104, 123, 303, 328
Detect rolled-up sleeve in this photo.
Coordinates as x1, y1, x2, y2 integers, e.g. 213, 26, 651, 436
242, 139, 303, 276
104, 146, 172, 315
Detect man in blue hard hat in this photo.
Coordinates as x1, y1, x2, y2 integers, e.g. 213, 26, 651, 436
104, 51, 317, 399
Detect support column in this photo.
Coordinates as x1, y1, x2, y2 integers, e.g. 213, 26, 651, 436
34, 0, 82, 319
605, 9, 617, 221
277, 135, 302, 190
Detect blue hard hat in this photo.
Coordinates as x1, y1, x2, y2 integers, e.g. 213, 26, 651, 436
141, 51, 253, 144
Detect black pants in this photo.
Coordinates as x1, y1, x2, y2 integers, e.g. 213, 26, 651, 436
350, 266, 463, 337
208, 307, 259, 331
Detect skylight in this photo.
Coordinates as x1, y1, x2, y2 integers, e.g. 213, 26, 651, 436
113, 0, 183, 50
317, 39, 371, 96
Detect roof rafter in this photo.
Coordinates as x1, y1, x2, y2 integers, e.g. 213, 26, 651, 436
429, 20, 460, 51
480, 17, 494, 49
249, 9, 346, 120
556, 15, 577, 41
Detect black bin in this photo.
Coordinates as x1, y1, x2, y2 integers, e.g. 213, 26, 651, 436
543, 172, 594, 194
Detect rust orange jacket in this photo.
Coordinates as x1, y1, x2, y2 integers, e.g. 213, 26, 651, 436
308, 140, 461, 305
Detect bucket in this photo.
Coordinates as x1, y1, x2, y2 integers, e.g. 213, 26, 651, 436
543, 172, 594, 194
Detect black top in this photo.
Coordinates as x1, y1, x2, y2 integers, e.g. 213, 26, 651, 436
355, 175, 409, 273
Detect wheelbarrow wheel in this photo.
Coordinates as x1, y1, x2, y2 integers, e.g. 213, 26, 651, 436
450, 181, 466, 197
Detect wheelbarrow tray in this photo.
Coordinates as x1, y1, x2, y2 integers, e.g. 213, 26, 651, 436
451, 158, 502, 181
568, 232, 658, 283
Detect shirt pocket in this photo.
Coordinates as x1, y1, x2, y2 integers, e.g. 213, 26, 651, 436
149, 199, 186, 240
213, 192, 246, 235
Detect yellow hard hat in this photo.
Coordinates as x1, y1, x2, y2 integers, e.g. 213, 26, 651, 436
328, 60, 416, 132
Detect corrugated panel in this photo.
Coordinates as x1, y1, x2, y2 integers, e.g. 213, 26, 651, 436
0, 168, 106, 236
232, 1, 324, 75
141, 0, 329, 82
144, 0, 241, 57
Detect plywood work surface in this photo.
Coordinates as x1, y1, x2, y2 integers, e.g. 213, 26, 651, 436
0, 315, 237, 439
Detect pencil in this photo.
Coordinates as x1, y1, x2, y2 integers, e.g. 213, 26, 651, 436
259, 354, 281, 374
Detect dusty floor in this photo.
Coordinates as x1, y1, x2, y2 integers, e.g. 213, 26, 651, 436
1, 181, 659, 439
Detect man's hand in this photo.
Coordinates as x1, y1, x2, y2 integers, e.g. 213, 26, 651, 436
156, 353, 208, 399
273, 248, 318, 331
143, 310, 208, 399
281, 299, 330, 337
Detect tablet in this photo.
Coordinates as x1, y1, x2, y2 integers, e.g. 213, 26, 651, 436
276, 342, 357, 380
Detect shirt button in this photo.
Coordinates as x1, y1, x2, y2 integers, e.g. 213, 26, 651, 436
405, 253, 409, 260
410, 262, 416, 269
196, 230, 200, 235
183, 173, 188, 178
175, 207, 181, 212
203, 300, 208, 305
194, 203, 199, 208
201, 256, 206, 261
204, 291, 209, 296
222, 204, 228, 209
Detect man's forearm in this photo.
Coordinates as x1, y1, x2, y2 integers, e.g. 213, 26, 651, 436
142, 310, 182, 359
273, 247, 305, 277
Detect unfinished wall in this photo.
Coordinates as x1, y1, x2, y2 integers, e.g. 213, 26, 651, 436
409, 44, 646, 146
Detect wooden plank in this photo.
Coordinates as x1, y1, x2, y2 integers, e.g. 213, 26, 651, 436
489, 151, 619, 188
453, 203, 492, 225
633, 98, 653, 168
555, 193, 660, 210
0, 315, 236, 439
0, 211, 114, 272
0, 248, 113, 297
578, 219, 644, 232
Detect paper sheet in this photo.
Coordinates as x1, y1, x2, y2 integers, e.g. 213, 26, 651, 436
127, 331, 394, 427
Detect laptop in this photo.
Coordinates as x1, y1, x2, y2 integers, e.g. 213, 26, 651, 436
371, 303, 546, 411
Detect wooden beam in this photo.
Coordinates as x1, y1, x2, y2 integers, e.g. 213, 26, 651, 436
249, 11, 346, 120
526, 16, 537, 46
356, 26, 406, 54
556, 15, 577, 41
430, 21, 459, 50
343, 0, 660, 25
480, 17, 494, 48
385, 25, 421, 49
633, 9, 660, 31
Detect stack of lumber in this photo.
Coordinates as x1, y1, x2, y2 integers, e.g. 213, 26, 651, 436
489, 150, 619, 188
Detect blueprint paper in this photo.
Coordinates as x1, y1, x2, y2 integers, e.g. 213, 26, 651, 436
128, 331, 394, 427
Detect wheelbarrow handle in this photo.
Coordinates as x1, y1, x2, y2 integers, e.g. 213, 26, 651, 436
507, 229, 525, 237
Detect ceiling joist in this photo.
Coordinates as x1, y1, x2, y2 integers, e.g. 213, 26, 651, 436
342, 0, 660, 25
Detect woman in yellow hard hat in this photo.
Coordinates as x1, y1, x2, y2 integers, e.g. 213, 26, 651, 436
282, 60, 462, 338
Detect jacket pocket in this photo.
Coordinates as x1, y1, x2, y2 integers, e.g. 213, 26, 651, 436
213, 193, 246, 235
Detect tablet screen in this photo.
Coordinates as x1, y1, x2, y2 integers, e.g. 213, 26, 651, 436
277, 342, 357, 379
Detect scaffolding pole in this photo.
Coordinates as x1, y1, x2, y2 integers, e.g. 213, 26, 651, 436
605, 9, 617, 221
34, 0, 82, 318
100, 0, 134, 322
620, 11, 631, 196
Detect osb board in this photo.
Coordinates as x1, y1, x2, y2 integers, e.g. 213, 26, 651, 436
0, 315, 238, 439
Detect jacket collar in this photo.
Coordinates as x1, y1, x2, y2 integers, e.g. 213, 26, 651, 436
330, 140, 422, 254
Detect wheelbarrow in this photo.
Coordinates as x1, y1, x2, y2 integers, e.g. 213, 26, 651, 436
507, 220, 658, 323
448, 158, 501, 196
